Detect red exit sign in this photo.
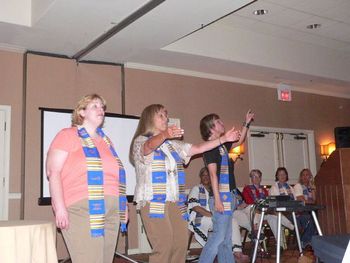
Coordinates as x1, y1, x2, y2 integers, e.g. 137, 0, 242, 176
277, 84, 292, 101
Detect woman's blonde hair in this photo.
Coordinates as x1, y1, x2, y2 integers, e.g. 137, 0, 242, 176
133, 104, 165, 138
275, 167, 289, 182
71, 94, 106, 126
199, 167, 209, 178
298, 168, 313, 185
130, 104, 165, 163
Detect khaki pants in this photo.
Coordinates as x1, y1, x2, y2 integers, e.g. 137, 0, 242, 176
141, 202, 189, 263
62, 196, 120, 263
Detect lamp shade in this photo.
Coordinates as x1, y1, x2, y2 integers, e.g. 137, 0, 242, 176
230, 144, 244, 156
320, 142, 336, 158
327, 142, 336, 156
320, 144, 328, 156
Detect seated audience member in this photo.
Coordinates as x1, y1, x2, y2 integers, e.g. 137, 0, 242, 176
188, 167, 213, 247
242, 169, 294, 246
294, 169, 316, 205
293, 168, 317, 250
242, 169, 269, 205
188, 167, 249, 262
270, 167, 316, 250
269, 167, 295, 199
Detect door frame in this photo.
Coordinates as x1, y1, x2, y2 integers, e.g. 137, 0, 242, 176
248, 125, 317, 177
0, 105, 11, 220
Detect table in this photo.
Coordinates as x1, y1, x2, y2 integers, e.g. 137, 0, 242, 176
252, 204, 324, 263
0, 220, 58, 263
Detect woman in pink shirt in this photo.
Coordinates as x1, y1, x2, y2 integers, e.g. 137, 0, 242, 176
46, 94, 127, 263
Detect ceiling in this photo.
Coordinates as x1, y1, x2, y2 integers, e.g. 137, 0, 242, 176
1, 0, 350, 98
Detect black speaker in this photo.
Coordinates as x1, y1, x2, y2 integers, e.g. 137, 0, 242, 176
334, 127, 350, 148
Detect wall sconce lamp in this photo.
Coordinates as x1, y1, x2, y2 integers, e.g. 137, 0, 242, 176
320, 142, 336, 161
229, 145, 244, 162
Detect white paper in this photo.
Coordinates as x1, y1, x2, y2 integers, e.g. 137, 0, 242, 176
342, 240, 350, 263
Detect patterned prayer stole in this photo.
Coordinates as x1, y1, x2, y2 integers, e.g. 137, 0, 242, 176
78, 127, 105, 237
232, 188, 243, 206
302, 185, 314, 202
96, 128, 128, 233
249, 184, 266, 201
198, 185, 207, 207
277, 182, 294, 199
78, 127, 127, 237
194, 185, 208, 226
218, 145, 233, 215
150, 141, 188, 220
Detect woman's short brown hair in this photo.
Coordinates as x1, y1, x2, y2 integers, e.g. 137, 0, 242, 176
275, 167, 289, 182
200, 113, 220, 141
71, 94, 106, 126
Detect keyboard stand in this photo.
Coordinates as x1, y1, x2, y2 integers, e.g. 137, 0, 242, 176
251, 205, 324, 263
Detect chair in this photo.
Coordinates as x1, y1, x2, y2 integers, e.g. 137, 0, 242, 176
239, 224, 270, 260
263, 223, 288, 250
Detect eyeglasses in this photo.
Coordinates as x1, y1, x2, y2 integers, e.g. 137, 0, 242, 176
250, 175, 261, 178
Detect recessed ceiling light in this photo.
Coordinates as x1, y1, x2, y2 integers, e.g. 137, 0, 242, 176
253, 9, 268, 15
306, 23, 321, 29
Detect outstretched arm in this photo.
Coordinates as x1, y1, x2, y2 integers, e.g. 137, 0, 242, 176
189, 127, 240, 156
143, 125, 184, 155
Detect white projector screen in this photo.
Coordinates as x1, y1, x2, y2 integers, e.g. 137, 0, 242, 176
39, 108, 139, 205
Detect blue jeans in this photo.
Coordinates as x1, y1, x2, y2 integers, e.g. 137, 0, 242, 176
297, 213, 317, 248
199, 193, 236, 263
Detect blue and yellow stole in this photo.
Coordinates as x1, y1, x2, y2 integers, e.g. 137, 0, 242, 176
78, 127, 127, 237
232, 188, 244, 206
302, 185, 314, 202
277, 182, 294, 199
194, 185, 208, 226
249, 184, 266, 201
149, 140, 188, 220
218, 145, 233, 215
198, 185, 208, 207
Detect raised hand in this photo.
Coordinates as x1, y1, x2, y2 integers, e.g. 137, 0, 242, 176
246, 109, 254, 124
164, 125, 184, 139
223, 126, 241, 142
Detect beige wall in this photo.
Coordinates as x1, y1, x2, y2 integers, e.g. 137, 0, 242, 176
125, 68, 350, 188
1, 50, 350, 258
0, 50, 23, 220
